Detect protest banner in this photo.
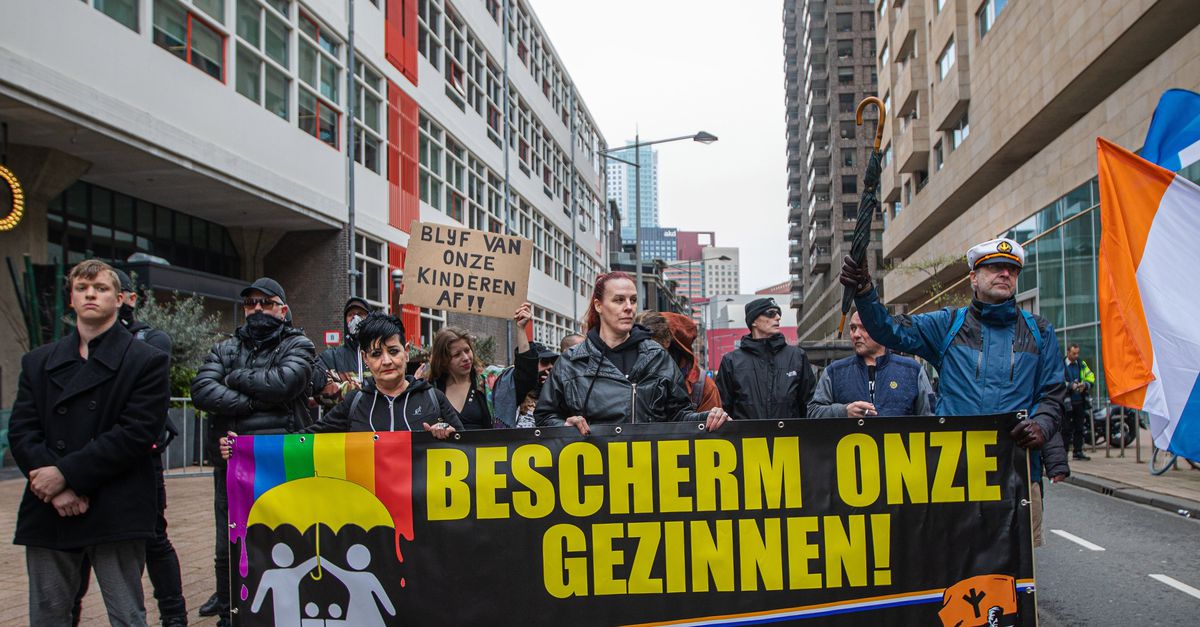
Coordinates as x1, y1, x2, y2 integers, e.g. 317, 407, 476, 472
227, 414, 1035, 626
400, 221, 532, 318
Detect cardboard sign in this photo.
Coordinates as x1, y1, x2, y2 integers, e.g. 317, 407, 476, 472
401, 221, 532, 318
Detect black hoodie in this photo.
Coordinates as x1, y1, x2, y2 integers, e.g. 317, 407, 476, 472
307, 376, 464, 433
318, 297, 372, 376
586, 325, 653, 376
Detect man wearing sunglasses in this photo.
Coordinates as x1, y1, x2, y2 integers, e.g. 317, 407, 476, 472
715, 297, 817, 421
190, 277, 315, 626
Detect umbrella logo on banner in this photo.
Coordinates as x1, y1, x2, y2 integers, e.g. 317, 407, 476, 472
244, 477, 399, 626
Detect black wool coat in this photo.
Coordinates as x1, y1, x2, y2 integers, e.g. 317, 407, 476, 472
9, 323, 169, 550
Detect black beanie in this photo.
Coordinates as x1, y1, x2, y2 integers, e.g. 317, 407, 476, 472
744, 297, 781, 329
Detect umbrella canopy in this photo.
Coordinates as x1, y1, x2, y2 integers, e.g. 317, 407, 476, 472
838, 97, 886, 337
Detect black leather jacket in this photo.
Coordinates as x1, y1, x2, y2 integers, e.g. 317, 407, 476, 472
534, 328, 708, 427
191, 324, 316, 435
716, 333, 816, 421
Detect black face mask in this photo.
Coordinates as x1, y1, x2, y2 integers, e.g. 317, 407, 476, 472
245, 312, 286, 343
118, 304, 136, 326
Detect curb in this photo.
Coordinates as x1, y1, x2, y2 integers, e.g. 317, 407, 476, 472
1066, 473, 1200, 519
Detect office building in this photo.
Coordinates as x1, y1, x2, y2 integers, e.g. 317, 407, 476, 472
784, 0, 883, 341
874, 0, 1200, 402
605, 141, 659, 243
0, 0, 608, 406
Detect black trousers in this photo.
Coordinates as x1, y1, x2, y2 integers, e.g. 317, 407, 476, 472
72, 461, 186, 623
1065, 404, 1089, 456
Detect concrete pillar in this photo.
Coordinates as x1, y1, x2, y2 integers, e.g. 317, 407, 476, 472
227, 226, 286, 281
263, 228, 348, 352
0, 145, 91, 407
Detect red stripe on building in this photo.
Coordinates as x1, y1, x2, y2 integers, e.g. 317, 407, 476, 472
385, 0, 418, 86
388, 243, 422, 346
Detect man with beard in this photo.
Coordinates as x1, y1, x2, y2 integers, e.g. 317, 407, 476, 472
809, 310, 934, 418
715, 297, 817, 420
190, 277, 315, 625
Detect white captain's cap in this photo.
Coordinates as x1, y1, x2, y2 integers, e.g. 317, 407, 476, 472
966, 237, 1025, 270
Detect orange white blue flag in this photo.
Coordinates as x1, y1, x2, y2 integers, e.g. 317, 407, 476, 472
1097, 137, 1200, 459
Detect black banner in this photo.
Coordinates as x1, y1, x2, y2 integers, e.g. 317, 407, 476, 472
228, 414, 1035, 626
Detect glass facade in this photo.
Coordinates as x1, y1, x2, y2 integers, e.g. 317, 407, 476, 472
1000, 161, 1200, 407
47, 180, 241, 278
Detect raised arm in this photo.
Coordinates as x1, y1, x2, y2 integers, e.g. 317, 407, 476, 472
853, 287, 954, 365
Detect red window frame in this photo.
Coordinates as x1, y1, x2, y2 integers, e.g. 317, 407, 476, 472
170, 8, 226, 83
308, 95, 341, 150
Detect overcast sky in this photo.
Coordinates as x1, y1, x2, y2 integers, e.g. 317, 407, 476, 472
533, 0, 789, 292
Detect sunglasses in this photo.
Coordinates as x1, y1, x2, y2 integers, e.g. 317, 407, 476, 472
764, 309, 782, 318
242, 297, 283, 309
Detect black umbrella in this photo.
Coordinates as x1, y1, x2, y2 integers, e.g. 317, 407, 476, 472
837, 96, 886, 337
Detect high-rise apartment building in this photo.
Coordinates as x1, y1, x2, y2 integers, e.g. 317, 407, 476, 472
784, 0, 883, 341
874, 0, 1200, 401
0, 0, 608, 406
605, 141, 659, 243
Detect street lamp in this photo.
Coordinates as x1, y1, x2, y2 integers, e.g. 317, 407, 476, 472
600, 131, 719, 305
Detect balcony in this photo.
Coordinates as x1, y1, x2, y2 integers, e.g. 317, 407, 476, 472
807, 192, 832, 221
788, 201, 804, 222
789, 239, 804, 256
890, 0, 923, 59
790, 256, 804, 275
808, 220, 833, 247
807, 167, 831, 194
893, 55, 926, 117
809, 246, 831, 275
895, 115, 930, 174
806, 142, 830, 169
789, 223, 805, 240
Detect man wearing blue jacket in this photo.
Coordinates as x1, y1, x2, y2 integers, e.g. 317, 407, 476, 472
839, 237, 1068, 546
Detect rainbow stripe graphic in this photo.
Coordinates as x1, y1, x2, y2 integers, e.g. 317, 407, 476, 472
624, 580, 1036, 626
226, 432, 414, 578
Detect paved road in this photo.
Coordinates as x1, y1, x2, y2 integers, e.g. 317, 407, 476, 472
1036, 481, 1200, 626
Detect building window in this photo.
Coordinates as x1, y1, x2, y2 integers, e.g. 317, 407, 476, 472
842, 202, 858, 221
839, 120, 857, 139
842, 148, 856, 167
354, 59, 385, 174
47, 180, 241, 278
419, 308, 447, 347
354, 235, 387, 308
417, 0, 444, 70
934, 141, 944, 171
90, 0, 139, 31
880, 41, 889, 66
978, 0, 1008, 39
842, 175, 858, 194
882, 143, 892, 168
937, 38, 956, 81
153, 0, 226, 82
234, 0, 290, 120
836, 39, 853, 59
936, 0, 946, 14
837, 66, 855, 85
193, 0, 224, 23
835, 13, 853, 32
950, 112, 970, 150
861, 11, 874, 29
298, 10, 342, 148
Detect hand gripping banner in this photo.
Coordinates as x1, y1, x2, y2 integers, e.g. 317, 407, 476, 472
227, 414, 1035, 626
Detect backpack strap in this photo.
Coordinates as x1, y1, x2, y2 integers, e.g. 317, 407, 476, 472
427, 388, 439, 423
1020, 309, 1042, 348
348, 391, 364, 426
939, 307, 969, 364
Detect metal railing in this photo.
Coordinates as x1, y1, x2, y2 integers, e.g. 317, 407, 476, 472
161, 397, 213, 477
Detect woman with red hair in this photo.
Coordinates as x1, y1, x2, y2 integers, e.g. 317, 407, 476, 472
534, 272, 729, 434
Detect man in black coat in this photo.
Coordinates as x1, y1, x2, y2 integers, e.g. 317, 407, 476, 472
314, 296, 372, 407
9, 259, 169, 625
716, 297, 817, 420
190, 277, 315, 625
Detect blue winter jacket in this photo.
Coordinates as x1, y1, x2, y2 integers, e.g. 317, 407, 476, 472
854, 288, 1068, 481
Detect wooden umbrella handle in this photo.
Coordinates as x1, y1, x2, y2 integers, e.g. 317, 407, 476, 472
856, 96, 886, 151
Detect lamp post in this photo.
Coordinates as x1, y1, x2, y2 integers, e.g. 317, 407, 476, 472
600, 131, 718, 305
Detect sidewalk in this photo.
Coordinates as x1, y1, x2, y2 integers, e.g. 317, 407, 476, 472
0, 469, 221, 626
1061, 428, 1200, 517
